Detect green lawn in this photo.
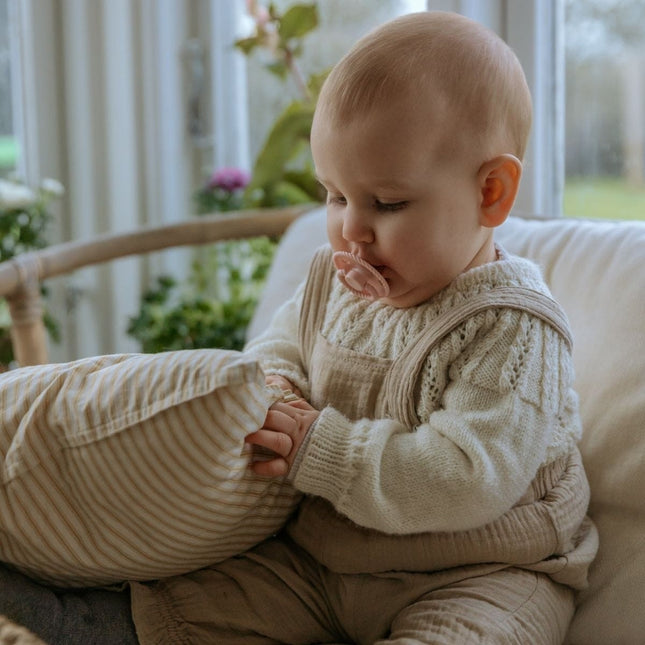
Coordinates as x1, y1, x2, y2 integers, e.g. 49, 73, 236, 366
564, 178, 645, 221
0, 136, 18, 173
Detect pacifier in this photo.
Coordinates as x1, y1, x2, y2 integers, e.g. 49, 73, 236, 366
332, 251, 390, 300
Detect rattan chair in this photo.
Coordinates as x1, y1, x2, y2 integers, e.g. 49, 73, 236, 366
0, 205, 312, 367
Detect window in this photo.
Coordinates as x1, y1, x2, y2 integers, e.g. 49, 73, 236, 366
564, 0, 645, 220
0, 0, 17, 176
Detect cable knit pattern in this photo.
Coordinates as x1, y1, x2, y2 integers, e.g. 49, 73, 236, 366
318, 251, 580, 465
246, 247, 582, 532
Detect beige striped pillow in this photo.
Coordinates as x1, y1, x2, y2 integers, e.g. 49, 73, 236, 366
0, 349, 302, 587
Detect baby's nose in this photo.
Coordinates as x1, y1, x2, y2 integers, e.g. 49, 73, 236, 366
342, 207, 374, 244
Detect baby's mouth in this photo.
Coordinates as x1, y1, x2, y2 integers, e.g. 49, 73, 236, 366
332, 252, 390, 299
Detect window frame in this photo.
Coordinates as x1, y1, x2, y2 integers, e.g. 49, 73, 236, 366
427, 0, 564, 217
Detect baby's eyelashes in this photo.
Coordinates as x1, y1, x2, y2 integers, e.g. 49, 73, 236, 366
323, 190, 409, 212
374, 200, 409, 212
327, 194, 347, 206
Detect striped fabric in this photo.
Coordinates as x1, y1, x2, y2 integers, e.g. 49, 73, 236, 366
0, 349, 301, 587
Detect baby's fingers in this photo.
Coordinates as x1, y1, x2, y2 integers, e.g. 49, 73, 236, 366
245, 429, 293, 457
264, 407, 298, 435
249, 457, 289, 477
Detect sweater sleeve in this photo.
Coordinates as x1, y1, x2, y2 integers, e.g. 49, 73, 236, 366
290, 312, 577, 533
244, 281, 310, 398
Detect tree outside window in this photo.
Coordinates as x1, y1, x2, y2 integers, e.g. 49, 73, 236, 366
564, 0, 645, 220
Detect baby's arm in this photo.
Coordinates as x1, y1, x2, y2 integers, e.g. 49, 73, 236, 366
288, 318, 576, 535
244, 281, 320, 475
244, 282, 309, 398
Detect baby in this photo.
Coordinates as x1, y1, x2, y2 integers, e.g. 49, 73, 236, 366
128, 11, 597, 644
0, 10, 597, 645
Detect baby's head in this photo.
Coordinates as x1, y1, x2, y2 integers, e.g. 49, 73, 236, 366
312, 12, 533, 308
314, 11, 532, 165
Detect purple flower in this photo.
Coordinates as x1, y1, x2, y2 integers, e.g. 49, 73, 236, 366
207, 167, 251, 192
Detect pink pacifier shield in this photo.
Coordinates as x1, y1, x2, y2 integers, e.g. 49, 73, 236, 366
333, 251, 390, 299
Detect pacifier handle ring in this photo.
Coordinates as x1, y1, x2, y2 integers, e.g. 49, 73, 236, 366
333, 251, 390, 300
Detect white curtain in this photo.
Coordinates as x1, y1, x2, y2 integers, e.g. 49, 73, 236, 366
12, 0, 249, 361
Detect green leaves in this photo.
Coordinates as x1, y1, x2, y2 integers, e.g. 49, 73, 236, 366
0, 205, 51, 262
244, 100, 318, 206
0, 180, 62, 366
127, 238, 278, 353
127, 288, 254, 353
234, 2, 318, 59
234, 36, 261, 55
278, 3, 318, 41
233, 2, 327, 208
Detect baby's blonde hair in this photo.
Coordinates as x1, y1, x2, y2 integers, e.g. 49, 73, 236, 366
315, 11, 532, 162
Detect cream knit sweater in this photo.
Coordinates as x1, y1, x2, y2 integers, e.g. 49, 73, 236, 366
245, 248, 582, 534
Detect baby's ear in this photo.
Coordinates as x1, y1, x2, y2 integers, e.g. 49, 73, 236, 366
477, 154, 522, 228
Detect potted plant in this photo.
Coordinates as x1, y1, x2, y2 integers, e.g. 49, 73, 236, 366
0, 176, 64, 367
127, 168, 277, 352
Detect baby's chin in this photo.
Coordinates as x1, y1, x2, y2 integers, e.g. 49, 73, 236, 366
378, 291, 424, 309
379, 281, 444, 308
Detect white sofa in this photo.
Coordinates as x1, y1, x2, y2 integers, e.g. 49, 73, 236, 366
0, 207, 642, 644
248, 207, 645, 645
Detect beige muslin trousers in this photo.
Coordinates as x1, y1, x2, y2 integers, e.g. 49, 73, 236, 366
131, 533, 574, 644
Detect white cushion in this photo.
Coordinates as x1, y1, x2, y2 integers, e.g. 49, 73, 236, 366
247, 207, 328, 341
497, 216, 645, 645
251, 209, 645, 644
0, 349, 301, 587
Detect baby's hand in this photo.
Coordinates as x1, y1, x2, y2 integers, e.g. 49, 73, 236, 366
264, 374, 302, 399
245, 398, 319, 478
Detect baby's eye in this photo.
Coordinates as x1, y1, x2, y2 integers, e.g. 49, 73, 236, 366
375, 200, 408, 212
327, 194, 347, 206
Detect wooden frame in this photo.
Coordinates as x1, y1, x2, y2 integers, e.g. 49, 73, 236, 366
0, 205, 312, 367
